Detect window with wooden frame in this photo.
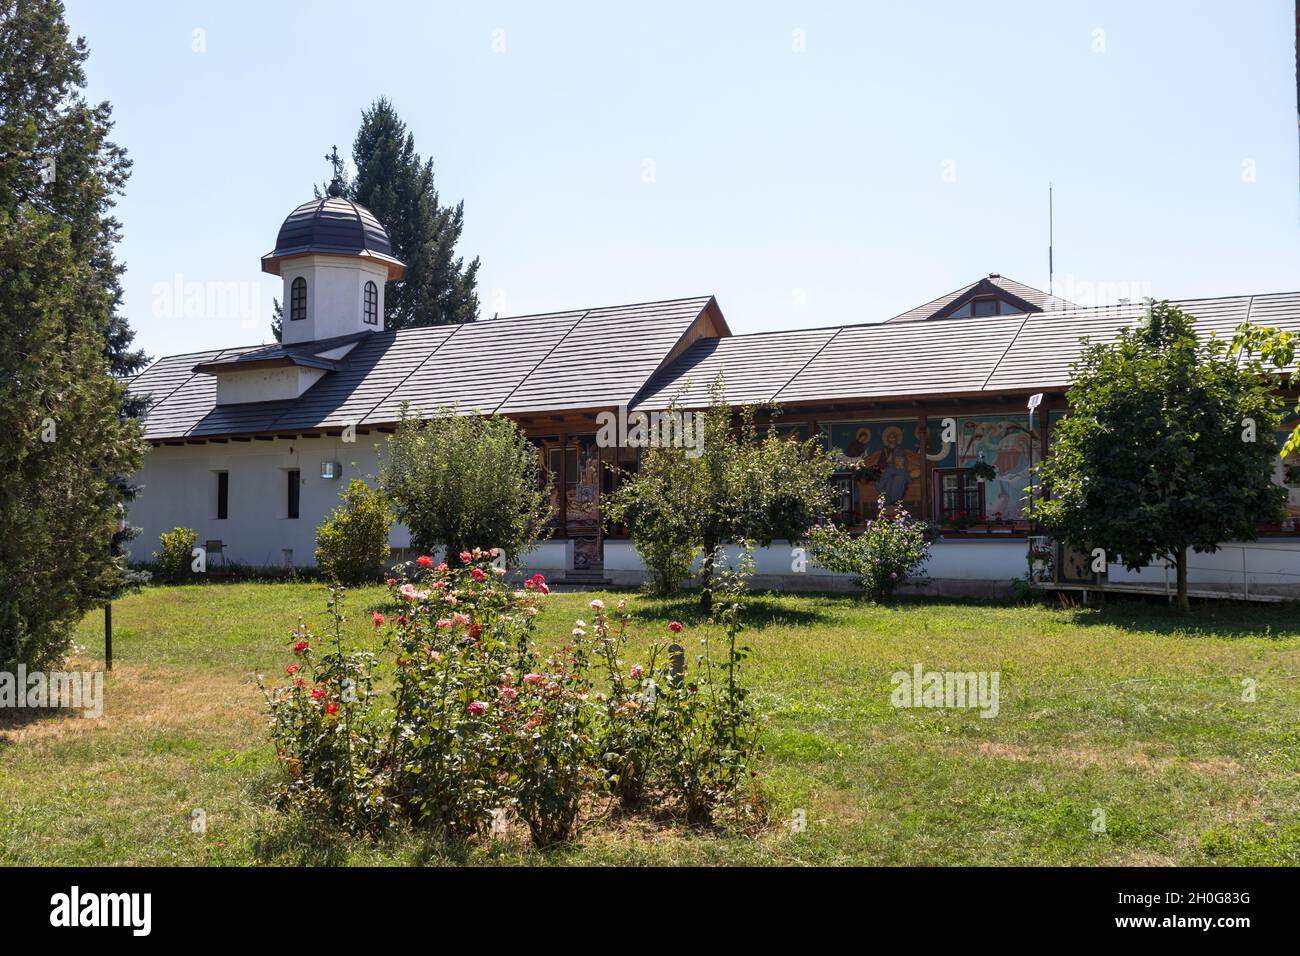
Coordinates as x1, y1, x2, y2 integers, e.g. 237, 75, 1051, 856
363, 280, 378, 325
290, 276, 307, 321
216, 471, 228, 520
935, 468, 984, 525
947, 296, 1022, 318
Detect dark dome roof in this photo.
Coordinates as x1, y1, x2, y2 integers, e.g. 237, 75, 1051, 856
261, 196, 405, 279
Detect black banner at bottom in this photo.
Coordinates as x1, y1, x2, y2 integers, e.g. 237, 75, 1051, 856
0, 865, 1291, 941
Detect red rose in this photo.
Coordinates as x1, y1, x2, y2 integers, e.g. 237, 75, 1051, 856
372, 611, 385, 626
325, 702, 339, 717
311, 687, 327, 700
467, 701, 486, 716
668, 621, 683, 633
285, 664, 299, 676
385, 577, 397, 586
416, 555, 433, 567
471, 568, 486, 581
293, 640, 310, 655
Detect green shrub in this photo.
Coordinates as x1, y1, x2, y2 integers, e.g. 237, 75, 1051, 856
314, 480, 394, 585
154, 527, 197, 583
383, 405, 552, 566
804, 496, 931, 603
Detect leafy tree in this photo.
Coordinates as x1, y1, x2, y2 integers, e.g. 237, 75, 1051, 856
602, 437, 700, 595
349, 98, 479, 330
1038, 301, 1285, 610
383, 405, 552, 564
605, 384, 834, 609
0, 0, 145, 668
315, 480, 395, 585
1231, 323, 1300, 458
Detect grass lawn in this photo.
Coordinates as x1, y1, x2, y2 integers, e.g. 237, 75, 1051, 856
2, 582, 1299, 866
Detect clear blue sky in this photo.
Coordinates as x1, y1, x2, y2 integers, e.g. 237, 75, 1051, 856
65, 0, 1299, 360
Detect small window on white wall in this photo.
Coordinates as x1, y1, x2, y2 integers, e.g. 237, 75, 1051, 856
290, 277, 307, 321
363, 280, 378, 325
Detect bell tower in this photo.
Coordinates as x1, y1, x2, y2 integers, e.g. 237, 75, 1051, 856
261, 147, 406, 344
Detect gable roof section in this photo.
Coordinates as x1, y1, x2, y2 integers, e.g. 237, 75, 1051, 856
634, 327, 838, 412
775, 313, 1029, 403
365, 310, 586, 422
497, 297, 716, 414
887, 274, 1074, 323
637, 292, 1300, 410
131, 296, 718, 440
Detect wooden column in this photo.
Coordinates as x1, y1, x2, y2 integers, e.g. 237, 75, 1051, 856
557, 430, 567, 537
918, 416, 932, 522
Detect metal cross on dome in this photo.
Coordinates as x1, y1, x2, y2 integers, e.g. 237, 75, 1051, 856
324, 145, 345, 197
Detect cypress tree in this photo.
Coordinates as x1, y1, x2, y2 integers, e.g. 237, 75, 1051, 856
0, 0, 145, 668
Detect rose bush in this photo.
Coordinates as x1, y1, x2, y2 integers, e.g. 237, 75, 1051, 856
804, 495, 932, 603
263, 547, 766, 846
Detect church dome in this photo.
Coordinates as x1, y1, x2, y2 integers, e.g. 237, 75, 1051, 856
261, 194, 406, 280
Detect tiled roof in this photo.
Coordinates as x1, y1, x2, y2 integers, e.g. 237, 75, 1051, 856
634, 291, 1300, 411
129, 287, 1300, 441
130, 296, 717, 440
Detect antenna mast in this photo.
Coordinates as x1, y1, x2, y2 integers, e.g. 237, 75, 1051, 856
1048, 184, 1054, 295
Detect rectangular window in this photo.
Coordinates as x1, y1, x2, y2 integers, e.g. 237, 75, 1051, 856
216, 471, 228, 520
287, 469, 300, 519
936, 469, 984, 524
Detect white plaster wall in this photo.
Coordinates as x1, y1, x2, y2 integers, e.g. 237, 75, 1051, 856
1107, 543, 1300, 591
280, 255, 387, 344
214, 365, 326, 405
130, 441, 1300, 593
128, 436, 408, 567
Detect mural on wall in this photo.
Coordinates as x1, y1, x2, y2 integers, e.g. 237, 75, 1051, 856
821, 419, 925, 519
929, 415, 1039, 521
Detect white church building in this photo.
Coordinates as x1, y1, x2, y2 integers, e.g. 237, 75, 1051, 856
125, 182, 1300, 597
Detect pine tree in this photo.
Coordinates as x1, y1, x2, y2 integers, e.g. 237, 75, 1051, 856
0, 0, 145, 668
348, 98, 480, 329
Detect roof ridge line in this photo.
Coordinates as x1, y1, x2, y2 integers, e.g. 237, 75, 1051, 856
354, 325, 467, 426
624, 298, 720, 410
493, 310, 591, 414
979, 310, 1037, 392
771, 326, 845, 403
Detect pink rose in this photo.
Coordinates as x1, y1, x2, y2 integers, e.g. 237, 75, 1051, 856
668, 621, 683, 633
629, 664, 644, 680
467, 701, 486, 716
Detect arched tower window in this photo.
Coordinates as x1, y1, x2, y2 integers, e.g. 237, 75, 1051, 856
363, 281, 378, 325
290, 277, 307, 321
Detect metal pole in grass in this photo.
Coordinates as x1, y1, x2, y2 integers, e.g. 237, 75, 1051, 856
105, 603, 112, 671
1026, 392, 1043, 582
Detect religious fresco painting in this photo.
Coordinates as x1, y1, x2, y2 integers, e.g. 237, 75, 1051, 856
929, 415, 1039, 522
821, 418, 926, 521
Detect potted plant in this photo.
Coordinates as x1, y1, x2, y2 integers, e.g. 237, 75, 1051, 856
967, 459, 997, 483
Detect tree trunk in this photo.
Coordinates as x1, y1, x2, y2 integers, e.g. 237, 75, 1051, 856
699, 536, 716, 613
1175, 546, 1189, 612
